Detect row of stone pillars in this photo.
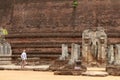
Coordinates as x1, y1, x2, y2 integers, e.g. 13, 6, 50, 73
60, 43, 120, 65
60, 43, 81, 65
0, 41, 12, 64
107, 44, 120, 65
106, 44, 120, 76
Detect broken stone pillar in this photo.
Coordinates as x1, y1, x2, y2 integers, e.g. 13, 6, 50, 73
69, 43, 80, 64
114, 44, 120, 65
59, 44, 69, 60
107, 45, 114, 65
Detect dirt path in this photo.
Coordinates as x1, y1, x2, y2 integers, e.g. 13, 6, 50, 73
0, 71, 120, 80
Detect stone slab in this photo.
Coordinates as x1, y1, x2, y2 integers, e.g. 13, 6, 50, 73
49, 60, 69, 71
82, 71, 108, 77
54, 70, 83, 75
106, 65, 120, 76
0, 65, 50, 71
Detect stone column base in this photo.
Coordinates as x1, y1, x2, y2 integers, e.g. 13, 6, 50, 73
49, 59, 69, 71
106, 65, 120, 76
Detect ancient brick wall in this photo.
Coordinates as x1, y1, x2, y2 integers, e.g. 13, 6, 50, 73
0, 0, 119, 32
0, 0, 119, 56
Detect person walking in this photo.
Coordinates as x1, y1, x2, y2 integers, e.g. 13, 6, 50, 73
21, 50, 27, 69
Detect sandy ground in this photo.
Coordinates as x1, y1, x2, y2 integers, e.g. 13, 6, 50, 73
0, 70, 120, 80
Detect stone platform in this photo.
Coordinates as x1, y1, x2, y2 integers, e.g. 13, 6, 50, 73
53, 63, 87, 75
82, 71, 108, 77
0, 64, 49, 71
106, 65, 120, 76
54, 70, 83, 75
49, 60, 69, 71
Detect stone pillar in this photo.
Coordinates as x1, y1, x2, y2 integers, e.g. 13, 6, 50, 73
82, 29, 92, 62
0, 43, 4, 54
69, 43, 80, 64
90, 30, 98, 60
97, 27, 107, 63
114, 44, 120, 65
0, 42, 12, 64
107, 45, 114, 65
59, 44, 69, 60
0, 27, 12, 64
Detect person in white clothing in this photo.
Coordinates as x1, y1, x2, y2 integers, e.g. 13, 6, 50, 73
21, 50, 27, 69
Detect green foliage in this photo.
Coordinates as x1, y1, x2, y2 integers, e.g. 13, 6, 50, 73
73, 0, 78, 8
3, 29, 8, 35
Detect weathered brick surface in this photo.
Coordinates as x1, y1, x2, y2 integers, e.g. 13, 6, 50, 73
0, 0, 119, 32
0, 0, 119, 59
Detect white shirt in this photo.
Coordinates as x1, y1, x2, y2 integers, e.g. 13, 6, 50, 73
21, 51, 27, 60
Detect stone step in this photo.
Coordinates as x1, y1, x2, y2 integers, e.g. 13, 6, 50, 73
6, 32, 82, 38
11, 47, 74, 55
8, 27, 120, 34
12, 51, 61, 55
12, 48, 62, 54
106, 65, 120, 76
7, 37, 120, 45
6, 32, 120, 38
11, 42, 81, 48
8, 39, 120, 48
11, 44, 62, 48
7, 38, 81, 43
82, 71, 108, 77
108, 38, 120, 44
11, 44, 81, 48
8, 39, 81, 44
5, 32, 120, 61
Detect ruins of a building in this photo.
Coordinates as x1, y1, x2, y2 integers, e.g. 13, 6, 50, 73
0, 0, 120, 76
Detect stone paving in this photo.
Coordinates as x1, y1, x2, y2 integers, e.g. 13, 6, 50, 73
0, 64, 50, 70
